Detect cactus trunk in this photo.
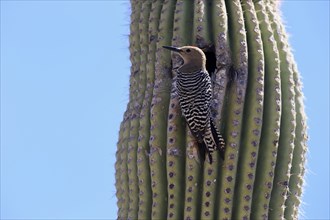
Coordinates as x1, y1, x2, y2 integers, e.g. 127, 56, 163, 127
115, 0, 308, 219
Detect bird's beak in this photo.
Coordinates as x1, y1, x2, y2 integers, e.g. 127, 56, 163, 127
162, 46, 182, 53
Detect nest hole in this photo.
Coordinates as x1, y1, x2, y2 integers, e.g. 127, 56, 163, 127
205, 50, 216, 75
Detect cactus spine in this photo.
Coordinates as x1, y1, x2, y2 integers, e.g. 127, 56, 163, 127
115, 0, 308, 219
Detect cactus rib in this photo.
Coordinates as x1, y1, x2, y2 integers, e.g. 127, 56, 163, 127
149, 0, 177, 218
232, 1, 265, 219
136, 0, 157, 219
251, 1, 281, 219
266, 2, 297, 219
217, 0, 248, 219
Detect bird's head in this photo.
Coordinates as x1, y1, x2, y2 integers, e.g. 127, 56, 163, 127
163, 45, 206, 73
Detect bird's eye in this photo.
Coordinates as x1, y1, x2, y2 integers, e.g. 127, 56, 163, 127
186, 49, 191, 53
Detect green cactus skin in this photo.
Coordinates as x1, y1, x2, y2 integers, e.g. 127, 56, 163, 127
127, 1, 143, 219
149, 0, 176, 219
251, 1, 282, 219
232, 1, 264, 219
265, 2, 308, 218
286, 61, 308, 219
115, 110, 129, 218
266, 2, 296, 219
136, 1, 158, 219
216, 0, 248, 219
115, 0, 308, 219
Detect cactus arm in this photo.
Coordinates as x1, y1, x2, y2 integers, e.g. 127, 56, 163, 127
251, 1, 281, 219
166, 1, 194, 219
136, 1, 157, 219
232, 1, 265, 219
266, 3, 297, 219
149, 0, 176, 219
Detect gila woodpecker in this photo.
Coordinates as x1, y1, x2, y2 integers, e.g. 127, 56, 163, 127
163, 45, 226, 163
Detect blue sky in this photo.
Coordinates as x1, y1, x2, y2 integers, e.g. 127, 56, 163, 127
1, 1, 329, 219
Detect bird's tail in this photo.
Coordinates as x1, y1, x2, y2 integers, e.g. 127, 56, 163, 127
210, 119, 226, 159
201, 120, 226, 164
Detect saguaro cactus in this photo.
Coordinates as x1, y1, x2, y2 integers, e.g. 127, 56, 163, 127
115, 0, 308, 219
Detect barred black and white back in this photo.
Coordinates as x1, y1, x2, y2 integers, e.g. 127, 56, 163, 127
176, 69, 225, 163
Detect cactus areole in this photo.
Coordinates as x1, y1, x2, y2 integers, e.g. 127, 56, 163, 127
115, 1, 308, 219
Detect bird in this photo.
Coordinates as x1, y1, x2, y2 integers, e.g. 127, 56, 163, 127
163, 45, 226, 163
